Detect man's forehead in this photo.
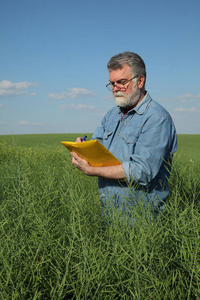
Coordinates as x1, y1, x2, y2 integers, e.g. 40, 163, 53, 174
109, 65, 132, 80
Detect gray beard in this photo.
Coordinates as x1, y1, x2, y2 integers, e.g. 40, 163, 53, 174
114, 88, 141, 108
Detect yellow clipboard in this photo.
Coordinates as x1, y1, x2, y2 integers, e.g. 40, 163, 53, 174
61, 139, 121, 167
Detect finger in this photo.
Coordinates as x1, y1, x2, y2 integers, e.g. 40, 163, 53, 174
75, 137, 82, 143
70, 152, 78, 160
71, 156, 76, 163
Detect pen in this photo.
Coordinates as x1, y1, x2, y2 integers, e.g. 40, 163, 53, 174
82, 135, 87, 142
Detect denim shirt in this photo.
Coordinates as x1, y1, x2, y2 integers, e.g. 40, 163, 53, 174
92, 92, 177, 210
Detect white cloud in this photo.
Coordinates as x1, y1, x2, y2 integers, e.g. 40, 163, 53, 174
0, 89, 26, 97
19, 121, 30, 125
0, 121, 5, 125
48, 91, 69, 99
30, 92, 37, 96
0, 80, 38, 97
18, 121, 43, 126
48, 88, 96, 99
157, 93, 200, 104
175, 94, 200, 103
175, 107, 198, 112
60, 104, 95, 110
0, 104, 2, 108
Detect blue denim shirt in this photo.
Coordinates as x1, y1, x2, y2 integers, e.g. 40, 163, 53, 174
92, 92, 177, 210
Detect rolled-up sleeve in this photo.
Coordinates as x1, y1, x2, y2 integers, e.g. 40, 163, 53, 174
122, 115, 177, 185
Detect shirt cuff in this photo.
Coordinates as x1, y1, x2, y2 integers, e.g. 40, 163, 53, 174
122, 161, 130, 181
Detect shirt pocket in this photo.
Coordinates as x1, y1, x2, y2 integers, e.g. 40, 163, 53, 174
122, 133, 138, 145
121, 124, 143, 145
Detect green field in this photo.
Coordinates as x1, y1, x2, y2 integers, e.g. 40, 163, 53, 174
0, 133, 93, 148
0, 134, 200, 299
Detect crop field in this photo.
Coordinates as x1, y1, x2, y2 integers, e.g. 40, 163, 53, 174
0, 133, 200, 299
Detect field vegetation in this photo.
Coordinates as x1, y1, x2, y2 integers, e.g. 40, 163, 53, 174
0, 133, 200, 299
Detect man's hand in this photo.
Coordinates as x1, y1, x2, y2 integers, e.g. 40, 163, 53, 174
71, 152, 93, 175
75, 137, 84, 143
71, 151, 126, 180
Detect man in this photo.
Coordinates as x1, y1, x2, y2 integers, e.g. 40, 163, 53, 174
71, 52, 177, 212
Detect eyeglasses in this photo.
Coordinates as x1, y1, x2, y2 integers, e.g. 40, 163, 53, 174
106, 75, 138, 91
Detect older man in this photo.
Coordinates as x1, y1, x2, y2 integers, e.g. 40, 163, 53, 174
71, 52, 177, 212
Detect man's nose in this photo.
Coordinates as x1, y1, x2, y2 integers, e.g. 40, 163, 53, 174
112, 84, 120, 92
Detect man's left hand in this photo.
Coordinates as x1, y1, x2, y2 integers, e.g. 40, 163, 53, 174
71, 152, 93, 175
71, 152, 126, 180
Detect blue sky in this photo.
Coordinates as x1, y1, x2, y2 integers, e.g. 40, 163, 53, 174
1, 0, 200, 135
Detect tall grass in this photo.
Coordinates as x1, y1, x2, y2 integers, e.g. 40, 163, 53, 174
0, 138, 200, 299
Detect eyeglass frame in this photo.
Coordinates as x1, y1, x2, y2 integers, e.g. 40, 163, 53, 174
106, 75, 138, 91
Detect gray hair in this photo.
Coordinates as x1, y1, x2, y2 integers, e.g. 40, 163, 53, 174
107, 51, 146, 86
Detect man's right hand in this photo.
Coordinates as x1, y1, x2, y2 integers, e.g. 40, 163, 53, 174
75, 137, 83, 143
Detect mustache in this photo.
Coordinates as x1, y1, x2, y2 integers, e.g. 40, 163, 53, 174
114, 91, 125, 97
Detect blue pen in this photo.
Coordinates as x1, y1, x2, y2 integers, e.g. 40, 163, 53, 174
82, 135, 87, 142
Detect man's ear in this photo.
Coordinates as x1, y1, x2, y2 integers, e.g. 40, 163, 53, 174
137, 75, 145, 89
